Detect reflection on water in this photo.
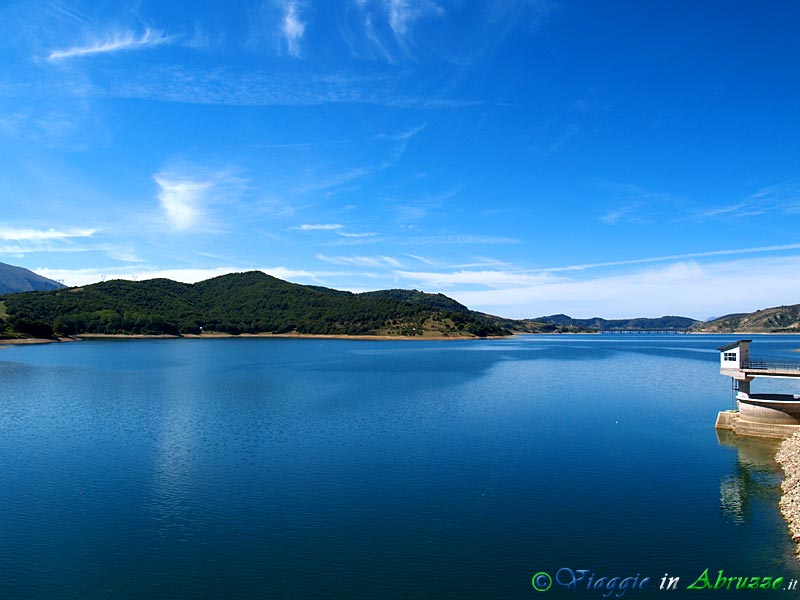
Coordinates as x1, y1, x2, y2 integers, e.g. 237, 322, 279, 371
3, 335, 800, 598
717, 430, 783, 525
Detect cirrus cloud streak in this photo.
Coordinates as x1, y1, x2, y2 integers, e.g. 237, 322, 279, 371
47, 28, 173, 61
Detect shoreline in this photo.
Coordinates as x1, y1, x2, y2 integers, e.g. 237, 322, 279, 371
3, 330, 800, 346
693, 331, 800, 335
1, 332, 501, 343
0, 337, 78, 346
80, 332, 490, 341
776, 432, 800, 558
180, 332, 492, 341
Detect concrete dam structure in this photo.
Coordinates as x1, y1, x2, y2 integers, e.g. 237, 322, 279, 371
716, 340, 800, 439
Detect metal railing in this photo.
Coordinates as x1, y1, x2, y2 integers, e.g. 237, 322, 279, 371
743, 360, 800, 372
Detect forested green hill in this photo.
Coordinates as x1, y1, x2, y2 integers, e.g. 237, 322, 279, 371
0, 271, 510, 338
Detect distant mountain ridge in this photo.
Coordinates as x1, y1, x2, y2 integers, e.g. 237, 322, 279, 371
0, 262, 64, 294
533, 314, 700, 331
694, 304, 800, 333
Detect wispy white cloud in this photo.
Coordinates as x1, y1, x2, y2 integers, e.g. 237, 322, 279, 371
44, 1, 93, 27
407, 234, 521, 245
404, 252, 438, 266
533, 122, 583, 159
391, 186, 461, 224
249, 197, 297, 218
540, 242, 800, 273
391, 242, 800, 288
0, 227, 145, 263
47, 28, 173, 62
529, 97, 610, 161
0, 243, 89, 256
336, 230, 376, 238
450, 255, 800, 320
601, 180, 800, 225
0, 106, 99, 150
294, 223, 344, 231
386, 0, 444, 37
0, 226, 98, 256
290, 224, 376, 238
599, 204, 640, 225
373, 124, 426, 142
327, 233, 384, 246
280, 1, 306, 57
345, 0, 446, 61
388, 243, 800, 318
689, 181, 800, 221
595, 181, 691, 225
0, 226, 97, 241
694, 202, 761, 220
362, 11, 395, 62
291, 167, 371, 194
153, 175, 212, 231
316, 253, 404, 267
287, 128, 421, 196
454, 257, 512, 268
342, 1, 391, 62
29, 63, 480, 109
153, 168, 246, 232
396, 269, 556, 288
96, 244, 143, 263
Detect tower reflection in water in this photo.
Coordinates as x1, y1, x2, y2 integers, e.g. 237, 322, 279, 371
717, 430, 783, 525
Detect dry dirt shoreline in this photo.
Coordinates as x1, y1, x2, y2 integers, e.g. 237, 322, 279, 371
3, 331, 800, 346
0, 337, 78, 346
1, 332, 503, 344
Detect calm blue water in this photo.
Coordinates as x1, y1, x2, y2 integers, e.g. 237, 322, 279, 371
1, 334, 799, 598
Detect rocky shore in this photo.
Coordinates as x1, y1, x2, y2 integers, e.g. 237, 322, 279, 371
776, 431, 800, 555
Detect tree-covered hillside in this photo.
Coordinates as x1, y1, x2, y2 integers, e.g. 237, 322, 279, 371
359, 289, 470, 313
693, 304, 800, 333
0, 271, 510, 338
534, 314, 699, 331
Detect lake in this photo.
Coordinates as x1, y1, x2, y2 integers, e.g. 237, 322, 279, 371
1, 334, 799, 598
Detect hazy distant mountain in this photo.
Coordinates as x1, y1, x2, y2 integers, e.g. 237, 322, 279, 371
694, 305, 800, 333
0, 262, 64, 294
533, 314, 700, 331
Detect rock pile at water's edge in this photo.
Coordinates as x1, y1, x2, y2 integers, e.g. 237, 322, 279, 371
776, 431, 800, 557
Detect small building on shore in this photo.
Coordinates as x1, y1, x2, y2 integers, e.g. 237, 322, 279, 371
716, 340, 800, 439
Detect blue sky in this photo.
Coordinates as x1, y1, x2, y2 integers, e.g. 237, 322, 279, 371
2, 0, 800, 319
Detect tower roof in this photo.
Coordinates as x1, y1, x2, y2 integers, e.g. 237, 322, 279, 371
717, 340, 751, 352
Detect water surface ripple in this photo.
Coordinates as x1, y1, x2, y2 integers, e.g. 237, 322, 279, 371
1, 335, 798, 598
